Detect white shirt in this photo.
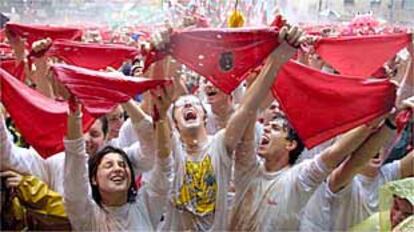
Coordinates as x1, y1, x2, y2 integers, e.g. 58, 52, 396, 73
0, 117, 152, 196
229, 146, 330, 231
159, 130, 232, 231
300, 160, 401, 231
63, 137, 173, 231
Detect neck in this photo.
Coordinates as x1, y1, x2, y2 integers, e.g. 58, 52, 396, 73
264, 152, 289, 173
181, 128, 209, 155
359, 168, 380, 179
101, 192, 127, 207
211, 99, 233, 118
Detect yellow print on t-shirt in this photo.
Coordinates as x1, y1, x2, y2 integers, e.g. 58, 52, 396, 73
174, 154, 217, 216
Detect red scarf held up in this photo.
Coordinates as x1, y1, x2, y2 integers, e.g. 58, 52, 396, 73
315, 33, 412, 77
145, 27, 280, 94
0, 59, 25, 81
5, 23, 83, 46
0, 68, 95, 158
273, 60, 396, 149
51, 64, 169, 117
47, 39, 140, 70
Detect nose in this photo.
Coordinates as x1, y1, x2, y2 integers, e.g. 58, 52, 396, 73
184, 103, 192, 108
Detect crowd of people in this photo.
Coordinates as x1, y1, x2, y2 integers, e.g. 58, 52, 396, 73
0, 5, 413, 232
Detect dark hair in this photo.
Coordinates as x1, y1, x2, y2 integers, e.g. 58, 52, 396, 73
275, 114, 305, 165
98, 116, 109, 137
88, 146, 137, 207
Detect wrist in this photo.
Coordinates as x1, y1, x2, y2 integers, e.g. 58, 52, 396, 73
384, 118, 397, 131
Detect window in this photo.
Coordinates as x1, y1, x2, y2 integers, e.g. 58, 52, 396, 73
402, 0, 414, 10
344, 0, 355, 5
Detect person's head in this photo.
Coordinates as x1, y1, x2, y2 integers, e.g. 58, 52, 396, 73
201, 78, 231, 106
106, 105, 125, 140
131, 57, 144, 77
85, 117, 108, 156
259, 101, 282, 125
390, 195, 413, 229
171, 95, 207, 133
88, 146, 137, 207
359, 148, 387, 176
258, 114, 305, 166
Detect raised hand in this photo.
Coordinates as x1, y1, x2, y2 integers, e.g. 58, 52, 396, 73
151, 84, 175, 121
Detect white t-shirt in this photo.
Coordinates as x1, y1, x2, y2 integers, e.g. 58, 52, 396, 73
229, 147, 330, 231
300, 160, 401, 231
159, 130, 232, 231
63, 137, 173, 231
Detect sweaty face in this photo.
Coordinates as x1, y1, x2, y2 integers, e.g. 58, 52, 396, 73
202, 79, 229, 105
258, 118, 290, 160
106, 106, 125, 140
93, 153, 132, 200
173, 95, 205, 131
85, 120, 105, 156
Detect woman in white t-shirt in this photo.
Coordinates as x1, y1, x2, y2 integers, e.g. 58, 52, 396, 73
63, 102, 173, 231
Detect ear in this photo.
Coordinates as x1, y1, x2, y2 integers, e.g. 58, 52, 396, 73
285, 140, 297, 152
92, 176, 98, 186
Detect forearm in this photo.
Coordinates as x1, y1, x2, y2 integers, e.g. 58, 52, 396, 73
321, 122, 380, 170
121, 99, 147, 125
329, 123, 396, 192
67, 115, 82, 141
225, 54, 281, 152
155, 119, 171, 159
63, 137, 93, 229
400, 149, 414, 178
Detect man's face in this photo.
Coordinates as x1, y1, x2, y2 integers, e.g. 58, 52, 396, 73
85, 120, 106, 156
202, 79, 230, 105
173, 95, 205, 131
258, 118, 290, 160
391, 196, 413, 228
361, 150, 387, 173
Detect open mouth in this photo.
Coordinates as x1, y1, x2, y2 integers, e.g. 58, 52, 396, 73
110, 175, 126, 184
184, 110, 198, 121
206, 88, 218, 97
260, 135, 270, 145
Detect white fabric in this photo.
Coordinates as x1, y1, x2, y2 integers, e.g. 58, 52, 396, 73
0, 116, 152, 196
63, 137, 173, 231
159, 129, 232, 231
229, 149, 330, 231
300, 160, 401, 231
107, 118, 138, 148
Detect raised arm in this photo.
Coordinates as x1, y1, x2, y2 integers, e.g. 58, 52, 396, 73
328, 117, 397, 193
63, 100, 94, 230
319, 115, 385, 171
0, 107, 48, 181
224, 26, 304, 153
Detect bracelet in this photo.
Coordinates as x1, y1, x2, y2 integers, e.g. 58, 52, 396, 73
384, 118, 397, 130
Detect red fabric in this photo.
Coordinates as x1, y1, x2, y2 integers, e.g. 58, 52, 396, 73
273, 61, 396, 149
146, 27, 280, 94
51, 64, 169, 117
315, 33, 412, 77
5, 23, 82, 46
0, 68, 95, 157
0, 59, 25, 81
47, 39, 139, 70
0, 29, 5, 42
396, 110, 412, 134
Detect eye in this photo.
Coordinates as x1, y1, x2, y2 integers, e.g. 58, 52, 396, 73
103, 161, 113, 169
118, 161, 126, 168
